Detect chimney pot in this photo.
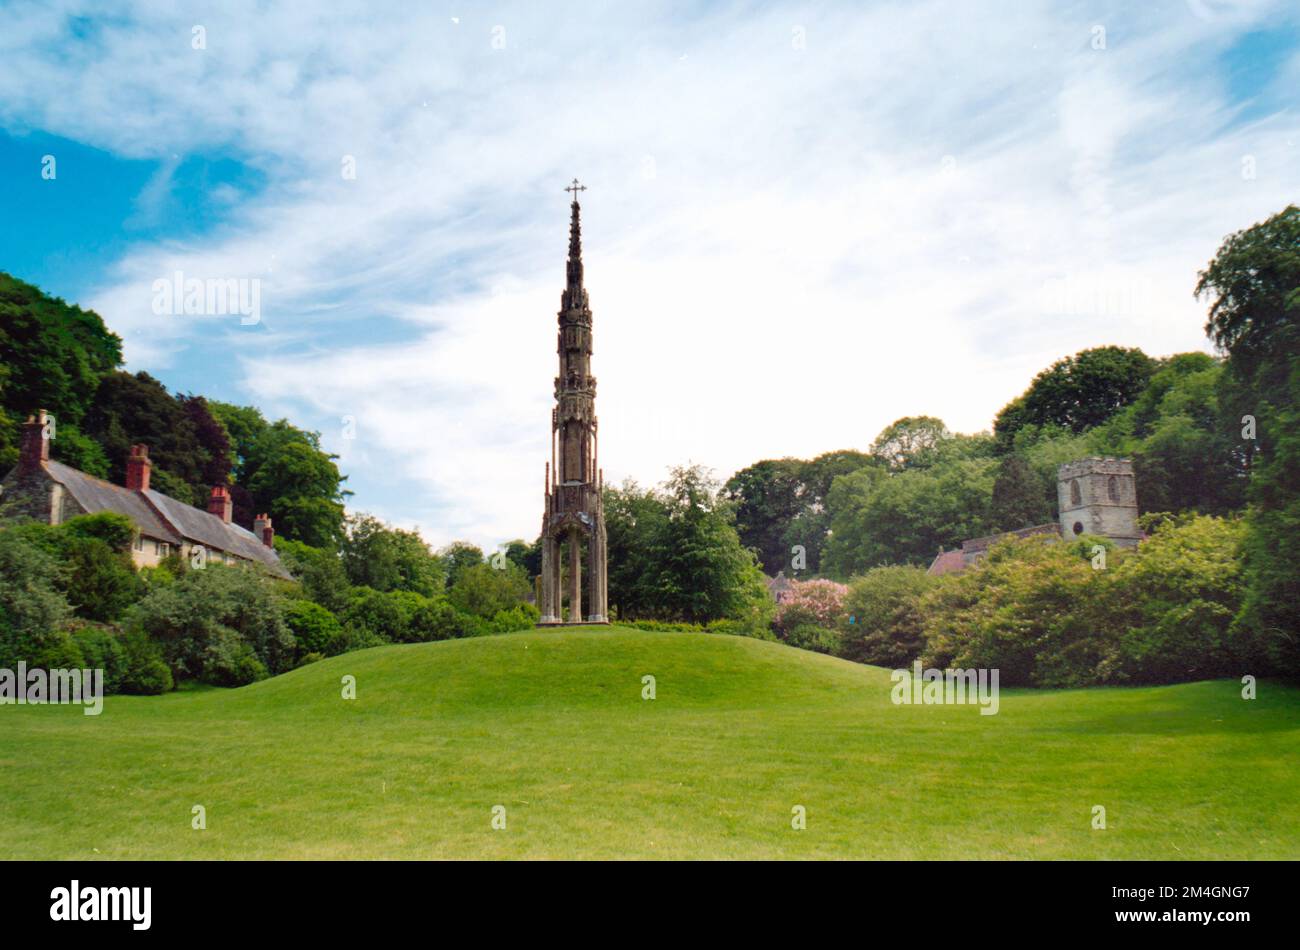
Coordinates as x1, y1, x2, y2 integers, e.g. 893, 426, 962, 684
208, 484, 233, 524
125, 443, 152, 491
18, 410, 51, 474
253, 512, 274, 547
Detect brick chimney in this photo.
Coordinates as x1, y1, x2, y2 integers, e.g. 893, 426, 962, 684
208, 485, 232, 523
125, 444, 152, 491
18, 410, 51, 474
253, 512, 274, 547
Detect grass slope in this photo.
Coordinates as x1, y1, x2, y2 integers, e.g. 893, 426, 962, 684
2, 627, 1298, 859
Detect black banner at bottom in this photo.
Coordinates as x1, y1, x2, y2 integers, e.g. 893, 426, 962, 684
0, 860, 1288, 937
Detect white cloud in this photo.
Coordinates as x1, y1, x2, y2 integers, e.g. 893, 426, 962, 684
3, 0, 1298, 548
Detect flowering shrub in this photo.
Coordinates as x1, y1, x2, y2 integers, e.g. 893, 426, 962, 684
773, 579, 848, 638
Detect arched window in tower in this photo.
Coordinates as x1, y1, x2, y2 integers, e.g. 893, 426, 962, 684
1107, 475, 1119, 503
1070, 479, 1082, 507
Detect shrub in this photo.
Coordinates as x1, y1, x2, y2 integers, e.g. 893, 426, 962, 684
284, 600, 345, 656
407, 599, 477, 641
448, 563, 531, 618
785, 623, 840, 655
8, 514, 142, 622
773, 579, 848, 637
341, 587, 420, 643
488, 603, 540, 634
1098, 514, 1251, 683
117, 629, 172, 694
0, 530, 73, 668
131, 563, 294, 686
921, 537, 1104, 687
204, 632, 268, 687
839, 566, 934, 667
69, 626, 126, 692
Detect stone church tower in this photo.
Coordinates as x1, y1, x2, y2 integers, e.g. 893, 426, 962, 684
538, 181, 608, 624
1057, 457, 1141, 548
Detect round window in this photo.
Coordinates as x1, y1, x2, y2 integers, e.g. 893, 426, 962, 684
1072, 521, 1084, 535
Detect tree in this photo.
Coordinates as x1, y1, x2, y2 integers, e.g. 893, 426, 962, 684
246, 435, 347, 547
0, 272, 122, 457
1087, 354, 1245, 515
274, 537, 351, 613
823, 457, 997, 574
6, 513, 141, 623
603, 479, 669, 619
341, 514, 444, 597
439, 542, 485, 589
994, 346, 1154, 447
82, 371, 222, 501
723, 458, 805, 574
208, 406, 349, 540
448, 562, 531, 618
1196, 205, 1300, 673
990, 455, 1051, 531
870, 416, 950, 470
649, 465, 770, 624
723, 450, 877, 577
1198, 205, 1300, 401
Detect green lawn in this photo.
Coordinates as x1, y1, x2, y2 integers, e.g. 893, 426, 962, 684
2, 627, 1297, 859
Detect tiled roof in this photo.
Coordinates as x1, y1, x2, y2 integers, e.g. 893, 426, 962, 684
926, 549, 967, 576
45, 461, 182, 545
42, 460, 290, 579
960, 522, 1060, 554
767, 570, 794, 592
142, 489, 291, 578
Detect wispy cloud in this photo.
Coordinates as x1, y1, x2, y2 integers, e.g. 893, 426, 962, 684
3, 0, 1298, 547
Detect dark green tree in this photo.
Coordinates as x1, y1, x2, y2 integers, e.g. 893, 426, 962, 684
1196, 205, 1300, 673
723, 458, 805, 573
994, 346, 1155, 447
439, 542, 485, 589
990, 454, 1051, 531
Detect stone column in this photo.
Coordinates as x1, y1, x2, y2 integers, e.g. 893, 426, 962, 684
568, 529, 582, 622
587, 525, 605, 622
539, 535, 556, 623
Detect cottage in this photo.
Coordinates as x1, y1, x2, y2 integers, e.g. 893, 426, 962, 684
1, 410, 291, 579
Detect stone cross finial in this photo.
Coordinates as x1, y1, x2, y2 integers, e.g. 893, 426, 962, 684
565, 178, 587, 201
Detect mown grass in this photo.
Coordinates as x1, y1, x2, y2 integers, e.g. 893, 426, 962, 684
2, 627, 1296, 859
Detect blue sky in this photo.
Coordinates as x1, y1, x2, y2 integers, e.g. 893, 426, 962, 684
1, 0, 1297, 548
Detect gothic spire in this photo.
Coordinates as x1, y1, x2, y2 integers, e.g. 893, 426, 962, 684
563, 178, 587, 306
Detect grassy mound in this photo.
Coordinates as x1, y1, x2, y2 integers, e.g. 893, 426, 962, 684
2, 627, 1297, 858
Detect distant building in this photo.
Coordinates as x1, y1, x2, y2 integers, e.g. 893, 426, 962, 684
1, 410, 290, 579
927, 457, 1141, 577
765, 570, 796, 603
